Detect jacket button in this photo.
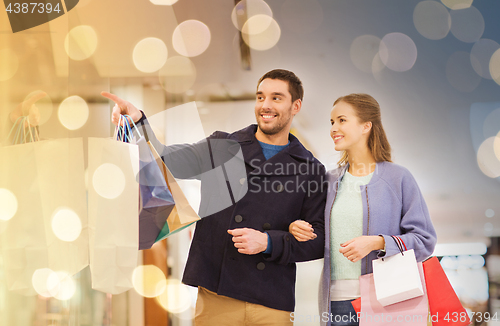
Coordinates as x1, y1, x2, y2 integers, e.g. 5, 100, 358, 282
275, 183, 284, 192
257, 262, 265, 270
263, 223, 271, 230
285, 235, 290, 242
235, 215, 243, 223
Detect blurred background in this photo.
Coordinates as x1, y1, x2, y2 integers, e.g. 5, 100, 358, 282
1, 0, 500, 325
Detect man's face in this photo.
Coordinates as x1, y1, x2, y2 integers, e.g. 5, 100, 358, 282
254, 78, 298, 136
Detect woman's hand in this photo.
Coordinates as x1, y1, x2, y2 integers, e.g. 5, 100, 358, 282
289, 220, 317, 242
339, 235, 385, 262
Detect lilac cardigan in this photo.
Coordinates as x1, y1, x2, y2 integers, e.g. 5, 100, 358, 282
319, 161, 437, 326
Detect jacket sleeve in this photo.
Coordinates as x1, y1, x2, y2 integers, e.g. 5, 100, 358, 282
379, 170, 437, 262
264, 164, 327, 265
135, 112, 226, 180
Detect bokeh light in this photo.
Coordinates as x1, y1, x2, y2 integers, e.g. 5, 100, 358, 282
280, 0, 323, 35
446, 51, 481, 92
379, 33, 417, 72
64, 25, 98, 61
51, 271, 76, 300
150, 0, 178, 5
231, 0, 273, 31
441, 0, 473, 10
241, 14, 273, 35
477, 137, 500, 178
450, 6, 484, 43
495, 130, 500, 161
32, 268, 58, 297
413, 1, 451, 40
0, 48, 19, 81
242, 16, 281, 51
133, 38, 168, 73
471, 39, 500, 79
489, 48, 500, 86
51, 207, 82, 242
483, 108, 500, 139
132, 265, 167, 298
157, 279, 191, 313
0, 188, 17, 221
58, 95, 89, 130
486, 209, 495, 218
92, 163, 126, 199
350, 35, 382, 73
172, 20, 211, 57
159, 56, 197, 94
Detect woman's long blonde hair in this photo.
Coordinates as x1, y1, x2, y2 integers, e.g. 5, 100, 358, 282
334, 93, 392, 166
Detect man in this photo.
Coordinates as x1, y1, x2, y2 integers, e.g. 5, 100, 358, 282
102, 69, 326, 325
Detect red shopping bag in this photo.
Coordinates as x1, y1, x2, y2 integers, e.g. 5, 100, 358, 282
423, 257, 470, 326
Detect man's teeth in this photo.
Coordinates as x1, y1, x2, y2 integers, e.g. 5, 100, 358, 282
263, 115, 275, 119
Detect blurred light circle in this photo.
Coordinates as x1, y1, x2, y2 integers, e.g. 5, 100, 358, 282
157, 279, 191, 313
471, 39, 500, 79
92, 163, 126, 199
379, 33, 417, 72
441, 0, 473, 10
489, 49, 500, 86
350, 35, 382, 73
0, 49, 19, 81
477, 137, 500, 178
132, 265, 167, 298
51, 208, 82, 242
133, 38, 168, 73
64, 25, 98, 61
446, 51, 481, 92
58, 95, 89, 130
32, 268, 58, 297
495, 130, 500, 161
172, 20, 211, 57
450, 7, 484, 43
150, 0, 178, 5
0, 188, 17, 221
371, 53, 385, 75
231, 0, 273, 31
241, 14, 273, 35
486, 209, 495, 218
23, 91, 53, 126
280, 0, 323, 35
158, 56, 197, 94
413, 1, 451, 40
484, 222, 494, 233
49, 271, 76, 300
242, 17, 281, 51
483, 108, 500, 139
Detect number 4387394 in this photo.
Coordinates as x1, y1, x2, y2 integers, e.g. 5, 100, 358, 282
5, 2, 61, 14
444, 312, 499, 323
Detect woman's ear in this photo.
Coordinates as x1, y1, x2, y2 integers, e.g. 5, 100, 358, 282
363, 121, 372, 134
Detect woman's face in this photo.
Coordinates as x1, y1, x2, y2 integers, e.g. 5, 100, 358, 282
330, 101, 370, 152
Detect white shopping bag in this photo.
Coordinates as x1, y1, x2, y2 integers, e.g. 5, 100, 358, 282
87, 137, 139, 294
372, 235, 424, 306
0, 138, 88, 295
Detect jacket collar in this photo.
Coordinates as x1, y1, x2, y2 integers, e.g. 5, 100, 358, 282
228, 124, 317, 175
335, 161, 387, 185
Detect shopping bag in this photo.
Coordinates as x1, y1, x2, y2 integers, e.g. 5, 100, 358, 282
135, 133, 175, 250
372, 236, 423, 306
423, 257, 470, 326
147, 141, 200, 241
87, 136, 139, 294
359, 262, 428, 326
0, 121, 87, 295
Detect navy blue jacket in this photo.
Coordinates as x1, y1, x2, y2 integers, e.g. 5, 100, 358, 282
141, 120, 327, 312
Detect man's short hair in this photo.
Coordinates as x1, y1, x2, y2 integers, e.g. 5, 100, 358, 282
257, 69, 304, 102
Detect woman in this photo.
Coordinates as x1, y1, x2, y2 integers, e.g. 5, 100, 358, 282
289, 94, 437, 326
